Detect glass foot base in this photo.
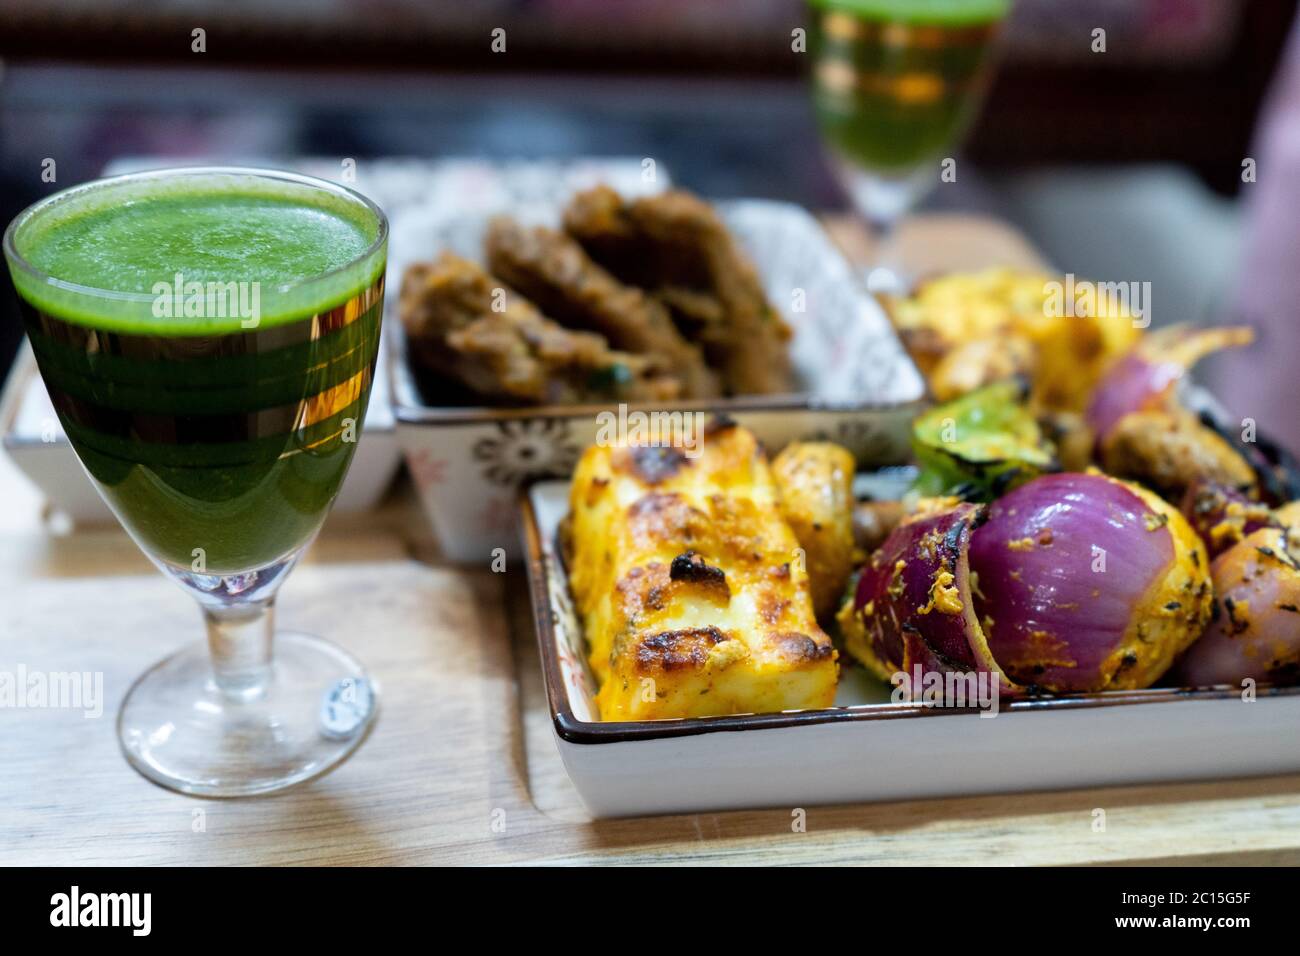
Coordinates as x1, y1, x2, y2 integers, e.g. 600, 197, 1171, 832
118, 632, 377, 797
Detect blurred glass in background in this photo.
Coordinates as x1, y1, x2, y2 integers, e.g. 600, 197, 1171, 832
807, 0, 1012, 290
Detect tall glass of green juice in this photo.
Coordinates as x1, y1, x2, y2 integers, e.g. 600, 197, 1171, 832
4, 167, 387, 796
807, 0, 1012, 290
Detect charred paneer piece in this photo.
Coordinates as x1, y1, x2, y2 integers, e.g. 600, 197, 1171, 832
398, 253, 680, 405
564, 185, 796, 396
483, 217, 720, 399
566, 421, 838, 720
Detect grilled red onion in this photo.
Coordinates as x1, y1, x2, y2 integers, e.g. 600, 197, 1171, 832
840, 502, 1019, 697
1179, 478, 1276, 559
1172, 527, 1300, 687
1085, 352, 1182, 444
967, 473, 1211, 691
1085, 326, 1253, 445
843, 474, 1214, 695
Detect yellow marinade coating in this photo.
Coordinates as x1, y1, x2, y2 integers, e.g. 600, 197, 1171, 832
884, 268, 1142, 412
1095, 477, 1213, 690
770, 441, 860, 621
565, 422, 838, 720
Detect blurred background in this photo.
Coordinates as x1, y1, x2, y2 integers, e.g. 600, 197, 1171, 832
1, 0, 1297, 435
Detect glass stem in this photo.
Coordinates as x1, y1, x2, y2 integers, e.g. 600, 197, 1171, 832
205, 600, 274, 700
865, 212, 906, 295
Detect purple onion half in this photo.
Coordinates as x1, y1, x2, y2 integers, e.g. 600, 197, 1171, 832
968, 473, 1212, 692
846, 474, 1214, 696
1085, 326, 1254, 448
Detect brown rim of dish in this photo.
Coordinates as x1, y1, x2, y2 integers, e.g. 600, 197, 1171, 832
518, 486, 1300, 745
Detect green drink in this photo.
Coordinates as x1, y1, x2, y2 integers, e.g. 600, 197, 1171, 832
808, 0, 1010, 173
806, 0, 1011, 289
11, 178, 384, 572
4, 168, 387, 796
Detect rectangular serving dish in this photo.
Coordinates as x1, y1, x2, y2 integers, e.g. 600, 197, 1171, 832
385, 180, 926, 561
522, 479, 1300, 819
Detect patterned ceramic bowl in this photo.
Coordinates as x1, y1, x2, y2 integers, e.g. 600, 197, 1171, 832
387, 197, 926, 562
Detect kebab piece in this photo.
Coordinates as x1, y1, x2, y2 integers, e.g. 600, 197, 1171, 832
484, 216, 720, 399
563, 185, 796, 395
881, 268, 1142, 412
399, 253, 680, 405
770, 442, 860, 620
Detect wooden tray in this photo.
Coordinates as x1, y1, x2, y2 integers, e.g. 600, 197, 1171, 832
5, 215, 1300, 864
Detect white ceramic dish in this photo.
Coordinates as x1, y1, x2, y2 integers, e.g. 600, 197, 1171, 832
522, 479, 1300, 819
389, 197, 926, 562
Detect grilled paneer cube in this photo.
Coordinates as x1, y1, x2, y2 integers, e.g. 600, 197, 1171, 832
565, 421, 838, 720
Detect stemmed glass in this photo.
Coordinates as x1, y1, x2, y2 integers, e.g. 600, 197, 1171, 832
806, 0, 1012, 292
4, 167, 387, 795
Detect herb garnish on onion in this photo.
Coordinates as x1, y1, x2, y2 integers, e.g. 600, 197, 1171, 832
1179, 479, 1276, 560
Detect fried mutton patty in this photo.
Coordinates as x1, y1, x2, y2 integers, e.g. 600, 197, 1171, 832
563, 185, 796, 396
484, 217, 720, 399
398, 253, 681, 405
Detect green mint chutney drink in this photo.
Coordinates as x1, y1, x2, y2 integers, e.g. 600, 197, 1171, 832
808, 0, 1010, 174
6, 168, 387, 797
6, 170, 386, 574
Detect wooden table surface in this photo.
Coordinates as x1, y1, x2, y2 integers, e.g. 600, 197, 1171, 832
4, 215, 1299, 867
